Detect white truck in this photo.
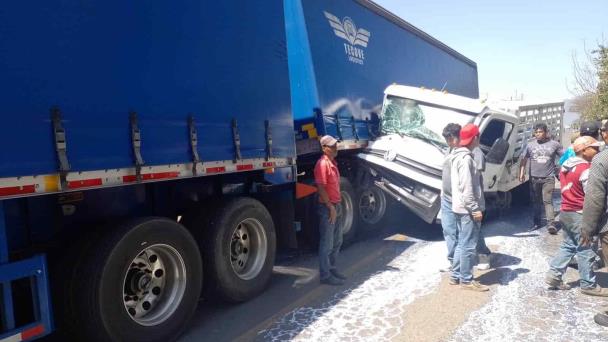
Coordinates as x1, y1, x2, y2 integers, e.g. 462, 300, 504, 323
356, 85, 564, 224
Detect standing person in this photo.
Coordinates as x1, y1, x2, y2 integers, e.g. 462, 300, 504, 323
314, 135, 346, 286
580, 121, 608, 327
592, 120, 608, 266
545, 136, 607, 295
559, 121, 600, 165
473, 146, 492, 270
440, 123, 461, 273
450, 124, 489, 291
519, 123, 564, 234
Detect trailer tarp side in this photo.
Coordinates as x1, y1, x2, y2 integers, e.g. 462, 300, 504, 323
293, 0, 478, 151
0, 1, 295, 179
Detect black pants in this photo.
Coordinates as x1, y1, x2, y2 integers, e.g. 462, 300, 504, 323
530, 176, 556, 225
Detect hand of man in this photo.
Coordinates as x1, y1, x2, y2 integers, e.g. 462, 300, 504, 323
328, 204, 337, 225
472, 211, 483, 222
518, 171, 525, 183
581, 232, 592, 247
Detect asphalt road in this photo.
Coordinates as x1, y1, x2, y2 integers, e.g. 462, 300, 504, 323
180, 201, 608, 342
179, 208, 436, 341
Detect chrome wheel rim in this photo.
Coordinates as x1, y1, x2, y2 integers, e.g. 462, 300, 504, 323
229, 218, 268, 280
359, 186, 387, 225
122, 244, 187, 326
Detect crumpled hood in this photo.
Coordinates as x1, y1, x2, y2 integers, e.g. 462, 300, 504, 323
365, 134, 445, 171
561, 156, 588, 175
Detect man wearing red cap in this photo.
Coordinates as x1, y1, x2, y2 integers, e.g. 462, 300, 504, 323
449, 123, 489, 291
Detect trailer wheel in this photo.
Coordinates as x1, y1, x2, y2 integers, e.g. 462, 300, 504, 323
356, 184, 388, 232
63, 218, 202, 342
337, 177, 358, 245
201, 197, 276, 303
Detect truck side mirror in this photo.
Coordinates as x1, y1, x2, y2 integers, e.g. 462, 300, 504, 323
486, 138, 509, 164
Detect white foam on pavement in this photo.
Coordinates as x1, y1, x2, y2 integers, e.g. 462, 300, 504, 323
258, 240, 446, 341
452, 228, 608, 341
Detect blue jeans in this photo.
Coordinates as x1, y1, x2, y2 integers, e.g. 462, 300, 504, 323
548, 211, 596, 289
452, 213, 481, 283
318, 204, 343, 280
441, 197, 458, 264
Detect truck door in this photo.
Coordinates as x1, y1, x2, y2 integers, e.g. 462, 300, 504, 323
478, 116, 514, 192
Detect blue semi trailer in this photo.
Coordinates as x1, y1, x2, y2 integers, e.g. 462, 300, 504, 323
0, 1, 478, 340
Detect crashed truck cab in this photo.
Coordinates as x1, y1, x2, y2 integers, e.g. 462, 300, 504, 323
357, 85, 516, 223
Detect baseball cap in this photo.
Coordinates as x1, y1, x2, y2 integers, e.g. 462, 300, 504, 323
459, 123, 480, 146
319, 135, 338, 147
580, 121, 600, 136
572, 136, 601, 153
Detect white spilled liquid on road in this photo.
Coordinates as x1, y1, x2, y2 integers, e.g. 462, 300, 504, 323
452, 231, 608, 341
259, 211, 608, 341
258, 240, 446, 341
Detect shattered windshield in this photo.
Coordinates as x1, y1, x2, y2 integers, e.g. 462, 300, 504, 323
380, 96, 475, 149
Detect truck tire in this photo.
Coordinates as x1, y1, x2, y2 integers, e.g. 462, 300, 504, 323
356, 184, 388, 233
200, 197, 276, 303
63, 218, 202, 342
338, 177, 358, 246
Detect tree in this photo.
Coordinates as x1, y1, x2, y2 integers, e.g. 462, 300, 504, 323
569, 41, 608, 121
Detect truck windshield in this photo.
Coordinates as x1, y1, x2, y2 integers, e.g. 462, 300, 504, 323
379, 96, 475, 149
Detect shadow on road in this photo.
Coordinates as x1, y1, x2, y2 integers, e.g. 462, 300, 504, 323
180, 230, 417, 341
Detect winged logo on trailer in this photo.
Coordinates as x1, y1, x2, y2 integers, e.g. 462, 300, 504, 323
324, 11, 371, 64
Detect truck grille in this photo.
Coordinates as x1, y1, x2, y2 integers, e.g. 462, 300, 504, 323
367, 148, 442, 178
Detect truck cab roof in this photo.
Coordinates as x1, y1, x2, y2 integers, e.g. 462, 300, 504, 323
384, 85, 487, 115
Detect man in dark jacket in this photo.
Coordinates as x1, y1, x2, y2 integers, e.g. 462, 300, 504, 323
581, 120, 608, 326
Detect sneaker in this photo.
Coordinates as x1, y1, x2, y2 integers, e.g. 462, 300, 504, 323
476, 254, 491, 270
320, 276, 344, 286
476, 263, 490, 271
460, 280, 489, 292
594, 312, 608, 327
581, 286, 608, 297
547, 223, 558, 235
544, 274, 570, 290
545, 275, 570, 290
448, 278, 459, 285
330, 269, 347, 280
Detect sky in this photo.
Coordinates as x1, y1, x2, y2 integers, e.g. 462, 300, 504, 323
375, 0, 608, 102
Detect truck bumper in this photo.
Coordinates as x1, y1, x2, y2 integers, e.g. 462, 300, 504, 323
357, 157, 440, 224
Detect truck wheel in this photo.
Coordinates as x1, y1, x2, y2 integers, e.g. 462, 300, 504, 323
64, 218, 202, 342
356, 184, 388, 232
201, 197, 276, 303
338, 177, 358, 246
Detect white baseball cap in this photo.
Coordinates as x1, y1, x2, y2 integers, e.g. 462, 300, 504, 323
319, 135, 338, 147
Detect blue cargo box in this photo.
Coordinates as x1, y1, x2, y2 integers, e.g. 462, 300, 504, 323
0, 0, 478, 196
0, 1, 295, 187
287, 0, 478, 154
